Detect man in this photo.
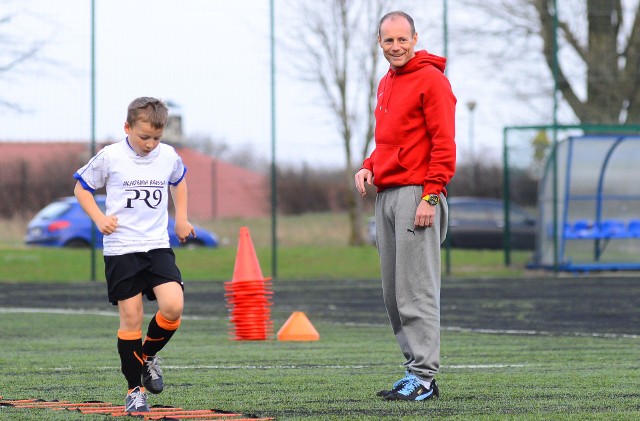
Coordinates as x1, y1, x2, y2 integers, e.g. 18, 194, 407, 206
355, 11, 456, 401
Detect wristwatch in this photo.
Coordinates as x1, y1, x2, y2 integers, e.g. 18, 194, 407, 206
422, 194, 439, 206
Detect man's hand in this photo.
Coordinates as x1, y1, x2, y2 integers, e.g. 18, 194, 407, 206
175, 220, 196, 243
355, 168, 373, 196
96, 215, 119, 235
414, 200, 436, 228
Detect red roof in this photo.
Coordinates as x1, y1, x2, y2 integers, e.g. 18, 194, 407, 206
0, 141, 269, 219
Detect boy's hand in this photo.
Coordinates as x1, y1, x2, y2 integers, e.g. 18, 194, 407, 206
97, 215, 119, 235
175, 220, 196, 243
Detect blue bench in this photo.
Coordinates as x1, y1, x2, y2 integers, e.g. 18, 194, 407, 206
565, 219, 638, 239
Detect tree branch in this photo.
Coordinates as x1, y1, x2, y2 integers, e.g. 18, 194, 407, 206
533, 0, 586, 118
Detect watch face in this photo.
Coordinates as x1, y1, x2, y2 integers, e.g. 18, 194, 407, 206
428, 195, 439, 206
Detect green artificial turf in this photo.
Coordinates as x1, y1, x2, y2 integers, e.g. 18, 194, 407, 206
1, 311, 638, 420
0, 246, 534, 282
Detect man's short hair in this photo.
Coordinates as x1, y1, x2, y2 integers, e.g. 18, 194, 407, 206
378, 11, 415, 36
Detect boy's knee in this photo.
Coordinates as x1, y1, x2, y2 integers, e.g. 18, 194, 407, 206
159, 306, 183, 323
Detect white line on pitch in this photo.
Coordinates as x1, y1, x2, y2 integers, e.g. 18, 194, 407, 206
2, 307, 638, 339
47, 365, 371, 371
443, 326, 640, 339
0, 307, 220, 320
48, 364, 529, 371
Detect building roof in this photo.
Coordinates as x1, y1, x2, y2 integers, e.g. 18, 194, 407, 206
0, 141, 269, 219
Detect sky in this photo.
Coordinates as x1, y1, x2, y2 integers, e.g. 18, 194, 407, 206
0, 0, 549, 168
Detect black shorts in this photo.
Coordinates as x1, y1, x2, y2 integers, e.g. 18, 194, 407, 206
104, 248, 184, 305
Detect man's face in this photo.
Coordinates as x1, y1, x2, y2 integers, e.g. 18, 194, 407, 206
378, 17, 418, 69
124, 120, 163, 156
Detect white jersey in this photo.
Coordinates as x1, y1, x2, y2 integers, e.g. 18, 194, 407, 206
74, 139, 186, 256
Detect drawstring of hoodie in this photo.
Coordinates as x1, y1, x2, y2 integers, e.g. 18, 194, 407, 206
379, 70, 395, 114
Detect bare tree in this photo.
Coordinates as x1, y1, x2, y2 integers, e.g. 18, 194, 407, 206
283, 0, 390, 245
461, 0, 640, 125
0, 1, 53, 111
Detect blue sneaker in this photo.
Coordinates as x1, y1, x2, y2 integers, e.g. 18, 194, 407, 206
385, 377, 439, 401
376, 371, 416, 397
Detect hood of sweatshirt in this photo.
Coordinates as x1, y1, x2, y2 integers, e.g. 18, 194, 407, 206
394, 50, 446, 75
379, 50, 447, 112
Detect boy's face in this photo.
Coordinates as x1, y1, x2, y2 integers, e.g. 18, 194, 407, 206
124, 120, 164, 156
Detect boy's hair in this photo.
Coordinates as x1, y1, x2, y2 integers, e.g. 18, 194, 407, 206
126, 97, 169, 129
378, 11, 415, 36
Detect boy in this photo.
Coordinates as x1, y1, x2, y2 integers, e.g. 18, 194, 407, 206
73, 97, 195, 412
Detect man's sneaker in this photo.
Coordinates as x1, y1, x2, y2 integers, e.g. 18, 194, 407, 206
376, 371, 416, 397
385, 377, 439, 401
142, 355, 164, 394
125, 386, 150, 413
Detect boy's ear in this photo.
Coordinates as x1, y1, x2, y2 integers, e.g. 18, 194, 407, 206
124, 121, 131, 134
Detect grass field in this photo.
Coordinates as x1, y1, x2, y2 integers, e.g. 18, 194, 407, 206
2, 213, 638, 419
1, 312, 638, 420
0, 246, 535, 282
1, 278, 639, 420
1, 211, 536, 282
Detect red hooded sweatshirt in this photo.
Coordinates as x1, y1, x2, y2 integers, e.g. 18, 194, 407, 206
362, 50, 456, 197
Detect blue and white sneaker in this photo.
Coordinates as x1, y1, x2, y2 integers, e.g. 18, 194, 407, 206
376, 371, 416, 397
385, 377, 439, 401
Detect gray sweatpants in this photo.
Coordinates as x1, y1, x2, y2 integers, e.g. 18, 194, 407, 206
375, 185, 448, 381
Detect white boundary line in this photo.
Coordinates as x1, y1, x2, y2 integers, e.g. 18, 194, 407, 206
0, 307, 220, 320
442, 326, 640, 339
45, 363, 531, 371
1, 307, 638, 339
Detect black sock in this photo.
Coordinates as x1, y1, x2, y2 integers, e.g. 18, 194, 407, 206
117, 330, 143, 390
142, 311, 181, 358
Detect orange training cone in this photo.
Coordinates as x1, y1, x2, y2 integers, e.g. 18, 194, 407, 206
225, 226, 273, 341
277, 312, 320, 341
232, 226, 270, 283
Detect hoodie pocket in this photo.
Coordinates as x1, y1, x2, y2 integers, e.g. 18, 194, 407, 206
371, 144, 413, 186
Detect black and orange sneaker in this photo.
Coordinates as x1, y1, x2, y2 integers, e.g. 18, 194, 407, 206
385, 378, 439, 401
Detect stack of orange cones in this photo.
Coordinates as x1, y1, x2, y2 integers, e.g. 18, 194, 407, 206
224, 226, 273, 340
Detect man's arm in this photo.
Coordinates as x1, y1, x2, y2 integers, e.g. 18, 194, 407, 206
422, 69, 457, 197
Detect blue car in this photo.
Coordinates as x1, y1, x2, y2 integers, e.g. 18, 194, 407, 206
25, 196, 218, 248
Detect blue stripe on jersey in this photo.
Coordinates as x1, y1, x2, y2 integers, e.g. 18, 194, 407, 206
73, 172, 95, 193
169, 166, 187, 186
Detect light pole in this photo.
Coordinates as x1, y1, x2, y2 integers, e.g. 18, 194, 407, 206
270, 0, 277, 280
90, 0, 97, 281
